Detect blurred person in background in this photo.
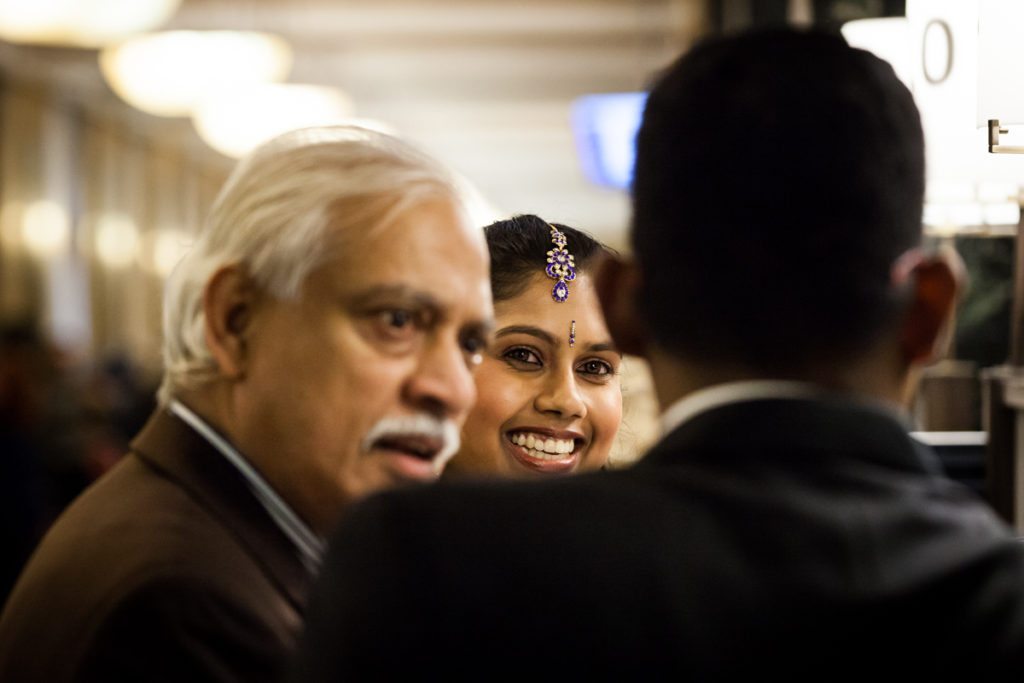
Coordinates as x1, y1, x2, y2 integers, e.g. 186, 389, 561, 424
0, 324, 155, 609
78, 353, 158, 478
444, 214, 622, 479
294, 29, 1024, 680
0, 125, 493, 682
0, 323, 58, 607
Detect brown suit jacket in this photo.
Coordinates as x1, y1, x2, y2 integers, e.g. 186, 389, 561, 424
0, 407, 311, 682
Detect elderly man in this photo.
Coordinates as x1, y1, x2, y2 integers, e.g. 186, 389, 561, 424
0, 127, 493, 681
295, 30, 1024, 680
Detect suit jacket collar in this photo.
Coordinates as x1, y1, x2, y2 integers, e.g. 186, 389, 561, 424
638, 395, 941, 476
130, 407, 311, 611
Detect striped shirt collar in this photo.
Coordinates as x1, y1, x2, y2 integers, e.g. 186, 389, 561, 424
168, 399, 325, 574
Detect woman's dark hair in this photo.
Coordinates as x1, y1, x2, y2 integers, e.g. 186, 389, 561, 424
484, 214, 610, 303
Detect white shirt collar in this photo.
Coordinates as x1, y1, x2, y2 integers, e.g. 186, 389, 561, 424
168, 399, 325, 574
659, 380, 909, 437
659, 380, 833, 436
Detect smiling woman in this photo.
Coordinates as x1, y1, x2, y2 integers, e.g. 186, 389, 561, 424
445, 214, 623, 479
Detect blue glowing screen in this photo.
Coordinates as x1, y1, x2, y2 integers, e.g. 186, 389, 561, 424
570, 92, 647, 190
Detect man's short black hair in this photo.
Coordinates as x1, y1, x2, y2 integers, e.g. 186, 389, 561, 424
631, 28, 924, 371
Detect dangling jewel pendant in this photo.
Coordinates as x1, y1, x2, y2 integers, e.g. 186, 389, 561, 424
545, 226, 576, 303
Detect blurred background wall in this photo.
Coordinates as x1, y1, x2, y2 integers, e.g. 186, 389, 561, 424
0, 0, 720, 486
0, 0, 919, 458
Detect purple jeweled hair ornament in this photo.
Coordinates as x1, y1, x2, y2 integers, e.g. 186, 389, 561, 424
569, 320, 576, 348
545, 224, 576, 303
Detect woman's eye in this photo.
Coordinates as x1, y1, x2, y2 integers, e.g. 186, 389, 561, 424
503, 347, 541, 367
578, 359, 613, 376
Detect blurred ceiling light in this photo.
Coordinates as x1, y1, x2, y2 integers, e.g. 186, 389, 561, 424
95, 213, 139, 268
192, 83, 361, 158
840, 17, 912, 89
140, 227, 191, 278
0, 0, 180, 47
100, 31, 292, 117
21, 200, 70, 258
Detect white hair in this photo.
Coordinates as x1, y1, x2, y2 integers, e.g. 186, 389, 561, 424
158, 125, 469, 405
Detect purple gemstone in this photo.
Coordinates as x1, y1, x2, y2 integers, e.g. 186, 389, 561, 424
552, 281, 568, 302
564, 266, 576, 281
546, 263, 558, 278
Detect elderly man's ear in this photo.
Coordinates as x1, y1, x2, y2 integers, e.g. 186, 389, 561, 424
899, 246, 966, 367
203, 265, 258, 380
594, 254, 649, 358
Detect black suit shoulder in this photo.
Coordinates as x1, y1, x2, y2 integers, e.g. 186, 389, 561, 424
298, 399, 1024, 680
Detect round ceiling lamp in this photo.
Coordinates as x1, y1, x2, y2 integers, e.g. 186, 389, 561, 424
192, 83, 372, 158
0, 0, 181, 47
100, 31, 292, 117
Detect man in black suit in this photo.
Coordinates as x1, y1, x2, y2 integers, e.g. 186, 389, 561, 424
294, 29, 1024, 679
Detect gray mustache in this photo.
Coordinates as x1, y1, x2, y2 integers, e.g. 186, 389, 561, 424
361, 414, 461, 474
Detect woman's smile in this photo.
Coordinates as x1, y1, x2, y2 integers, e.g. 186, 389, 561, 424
504, 428, 586, 473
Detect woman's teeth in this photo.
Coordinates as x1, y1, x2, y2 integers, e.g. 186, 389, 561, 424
510, 432, 575, 458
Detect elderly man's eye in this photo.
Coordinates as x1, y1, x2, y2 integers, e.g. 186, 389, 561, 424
461, 334, 488, 367
381, 309, 413, 329
371, 309, 420, 344
462, 335, 486, 355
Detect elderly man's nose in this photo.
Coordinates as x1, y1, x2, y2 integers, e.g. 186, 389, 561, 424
405, 337, 477, 418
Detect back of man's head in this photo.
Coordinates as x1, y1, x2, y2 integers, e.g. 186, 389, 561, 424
632, 28, 925, 372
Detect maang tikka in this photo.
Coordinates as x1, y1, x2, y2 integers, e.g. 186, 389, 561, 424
545, 225, 576, 303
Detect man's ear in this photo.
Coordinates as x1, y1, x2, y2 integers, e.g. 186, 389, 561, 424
899, 247, 966, 367
594, 254, 650, 358
203, 265, 258, 381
